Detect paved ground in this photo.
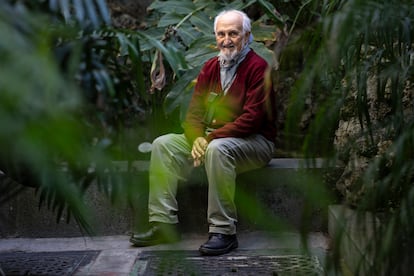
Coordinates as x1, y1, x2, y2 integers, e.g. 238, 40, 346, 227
0, 230, 330, 275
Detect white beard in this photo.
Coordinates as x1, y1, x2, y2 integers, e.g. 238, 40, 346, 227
218, 48, 239, 65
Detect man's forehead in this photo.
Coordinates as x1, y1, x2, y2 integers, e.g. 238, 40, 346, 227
216, 13, 243, 29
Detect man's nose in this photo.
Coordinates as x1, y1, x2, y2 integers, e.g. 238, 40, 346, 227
222, 35, 232, 45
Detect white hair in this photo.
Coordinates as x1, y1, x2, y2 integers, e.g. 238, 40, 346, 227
213, 9, 251, 34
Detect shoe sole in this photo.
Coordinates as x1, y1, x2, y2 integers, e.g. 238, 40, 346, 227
198, 241, 238, 256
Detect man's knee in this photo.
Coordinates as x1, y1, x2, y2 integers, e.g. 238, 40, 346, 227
152, 133, 177, 147
205, 139, 230, 161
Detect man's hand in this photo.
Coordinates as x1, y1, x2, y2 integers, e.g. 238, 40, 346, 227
191, 137, 208, 167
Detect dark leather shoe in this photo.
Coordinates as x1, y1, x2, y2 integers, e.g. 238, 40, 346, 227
199, 233, 238, 256
129, 223, 180, 247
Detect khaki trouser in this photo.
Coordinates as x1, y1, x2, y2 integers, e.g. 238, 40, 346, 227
148, 133, 274, 235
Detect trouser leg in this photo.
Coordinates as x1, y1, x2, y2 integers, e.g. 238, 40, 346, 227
148, 133, 192, 224
204, 135, 274, 235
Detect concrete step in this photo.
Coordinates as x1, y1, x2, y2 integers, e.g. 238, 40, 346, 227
0, 158, 338, 238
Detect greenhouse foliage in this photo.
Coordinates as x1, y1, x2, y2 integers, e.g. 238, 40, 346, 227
1, 0, 413, 274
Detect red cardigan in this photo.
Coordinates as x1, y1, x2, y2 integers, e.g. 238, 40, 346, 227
183, 50, 276, 144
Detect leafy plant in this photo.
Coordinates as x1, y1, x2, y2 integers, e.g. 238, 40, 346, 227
4, 0, 412, 273
0, 0, 151, 233
283, 0, 414, 274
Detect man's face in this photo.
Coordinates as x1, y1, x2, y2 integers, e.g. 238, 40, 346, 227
215, 13, 249, 61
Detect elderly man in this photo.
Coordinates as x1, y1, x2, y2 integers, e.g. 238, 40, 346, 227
130, 9, 276, 256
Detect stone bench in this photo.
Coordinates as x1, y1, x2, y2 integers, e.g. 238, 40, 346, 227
173, 158, 334, 233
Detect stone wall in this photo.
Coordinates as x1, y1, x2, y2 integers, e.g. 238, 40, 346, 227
334, 78, 414, 206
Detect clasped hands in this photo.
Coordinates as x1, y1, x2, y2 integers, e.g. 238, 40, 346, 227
191, 137, 208, 167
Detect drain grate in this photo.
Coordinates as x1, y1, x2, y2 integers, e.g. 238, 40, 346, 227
132, 250, 324, 275
0, 250, 99, 276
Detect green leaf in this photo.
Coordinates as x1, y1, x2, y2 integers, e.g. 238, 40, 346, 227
186, 47, 217, 68
148, 0, 196, 15
250, 41, 274, 65
95, 0, 111, 25
185, 34, 217, 63
136, 30, 189, 76
257, 0, 287, 27
158, 12, 184, 27
127, 37, 147, 101
137, 28, 165, 51
164, 67, 201, 116
92, 69, 115, 96
59, 0, 70, 22
251, 21, 278, 42
189, 12, 213, 34
84, 0, 99, 27
176, 25, 201, 47
72, 0, 85, 22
